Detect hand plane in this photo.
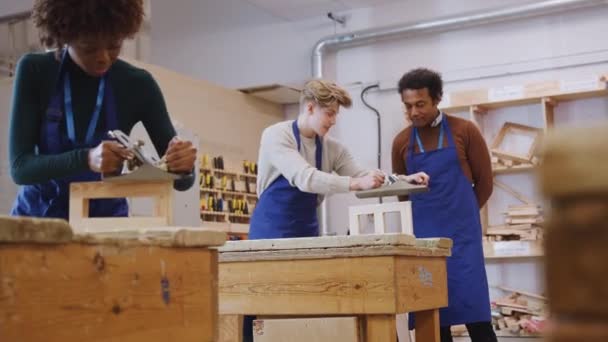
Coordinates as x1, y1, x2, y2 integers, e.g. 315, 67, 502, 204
355, 173, 428, 199
103, 129, 185, 182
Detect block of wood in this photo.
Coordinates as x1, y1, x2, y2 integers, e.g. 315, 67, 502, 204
0, 219, 224, 342
0, 215, 73, 244
355, 181, 428, 199
218, 234, 452, 262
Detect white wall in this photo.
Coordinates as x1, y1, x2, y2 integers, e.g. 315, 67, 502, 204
0, 0, 33, 18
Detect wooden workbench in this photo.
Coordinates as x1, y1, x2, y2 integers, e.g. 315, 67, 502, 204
217, 234, 452, 342
0, 215, 226, 342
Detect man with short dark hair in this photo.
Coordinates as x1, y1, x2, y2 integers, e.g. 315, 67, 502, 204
392, 68, 497, 342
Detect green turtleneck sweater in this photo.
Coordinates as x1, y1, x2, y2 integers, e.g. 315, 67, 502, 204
8, 51, 193, 191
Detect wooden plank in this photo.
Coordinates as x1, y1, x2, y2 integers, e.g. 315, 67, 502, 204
219, 234, 417, 253
252, 317, 359, 342
542, 97, 556, 131
494, 285, 547, 301
219, 244, 452, 263
0, 216, 73, 244
201, 222, 250, 234
219, 256, 398, 315
492, 163, 535, 175
415, 309, 440, 342
363, 315, 396, 342
70, 181, 173, 199
525, 80, 560, 98
480, 205, 489, 236
75, 228, 226, 247
448, 89, 488, 107
395, 257, 448, 312
0, 243, 219, 342
505, 217, 542, 225
506, 208, 540, 216
486, 228, 529, 236
72, 217, 173, 232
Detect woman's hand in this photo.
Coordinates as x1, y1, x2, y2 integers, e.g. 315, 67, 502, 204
88, 141, 133, 173
164, 137, 197, 173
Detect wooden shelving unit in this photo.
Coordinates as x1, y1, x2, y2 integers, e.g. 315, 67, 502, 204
199, 163, 258, 237
441, 74, 608, 259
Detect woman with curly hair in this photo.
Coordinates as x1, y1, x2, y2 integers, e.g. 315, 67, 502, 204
9, 0, 197, 219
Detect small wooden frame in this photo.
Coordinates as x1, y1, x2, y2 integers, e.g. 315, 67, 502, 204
491, 122, 542, 163
69, 181, 173, 233
349, 201, 413, 235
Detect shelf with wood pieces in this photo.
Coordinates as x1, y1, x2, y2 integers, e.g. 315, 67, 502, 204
440, 74, 608, 113
443, 74, 608, 260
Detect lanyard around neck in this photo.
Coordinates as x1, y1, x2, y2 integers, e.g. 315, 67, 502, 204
64, 74, 106, 145
415, 119, 444, 153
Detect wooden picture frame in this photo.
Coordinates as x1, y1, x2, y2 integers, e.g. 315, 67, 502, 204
491, 122, 542, 163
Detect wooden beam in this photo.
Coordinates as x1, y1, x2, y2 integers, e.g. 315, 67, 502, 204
363, 315, 396, 342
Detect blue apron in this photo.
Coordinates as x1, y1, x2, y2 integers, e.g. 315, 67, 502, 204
407, 117, 491, 327
10, 49, 128, 219
249, 120, 322, 239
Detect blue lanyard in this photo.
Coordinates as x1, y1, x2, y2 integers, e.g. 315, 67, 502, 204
64, 74, 106, 145
414, 118, 444, 153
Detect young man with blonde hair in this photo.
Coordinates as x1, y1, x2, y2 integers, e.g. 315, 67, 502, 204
249, 79, 387, 239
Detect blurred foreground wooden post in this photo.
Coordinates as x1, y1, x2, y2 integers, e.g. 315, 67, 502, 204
539, 123, 608, 342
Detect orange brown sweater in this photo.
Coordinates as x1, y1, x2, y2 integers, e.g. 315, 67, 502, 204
391, 114, 493, 208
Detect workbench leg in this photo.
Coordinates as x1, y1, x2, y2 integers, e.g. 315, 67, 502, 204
363, 314, 397, 342
415, 309, 440, 342
219, 314, 243, 342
